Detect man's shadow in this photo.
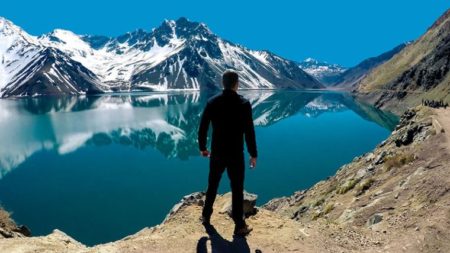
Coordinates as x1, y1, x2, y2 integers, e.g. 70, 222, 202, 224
196, 223, 250, 253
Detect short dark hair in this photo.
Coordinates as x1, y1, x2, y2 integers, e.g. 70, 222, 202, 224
222, 70, 239, 89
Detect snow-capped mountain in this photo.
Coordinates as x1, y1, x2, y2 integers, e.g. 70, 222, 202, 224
0, 17, 323, 97
298, 58, 346, 85
0, 17, 103, 97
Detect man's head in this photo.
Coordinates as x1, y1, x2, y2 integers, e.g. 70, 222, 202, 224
222, 70, 239, 91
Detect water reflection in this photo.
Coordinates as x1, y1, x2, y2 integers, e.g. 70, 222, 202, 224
0, 91, 397, 177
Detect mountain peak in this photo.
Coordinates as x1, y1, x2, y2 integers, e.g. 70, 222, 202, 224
0, 16, 13, 27
156, 17, 212, 39
0, 17, 23, 35
304, 57, 317, 63
0, 16, 38, 45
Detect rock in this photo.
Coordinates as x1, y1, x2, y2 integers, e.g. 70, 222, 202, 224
395, 125, 419, 146
367, 164, 375, 172
262, 197, 289, 211
263, 190, 306, 212
374, 151, 387, 165
367, 213, 383, 226
337, 209, 355, 223
0, 225, 31, 238
377, 140, 387, 148
395, 109, 416, 130
293, 190, 306, 203
14, 225, 31, 237
352, 155, 362, 162
220, 191, 258, 218
355, 168, 368, 180
0, 227, 13, 238
292, 205, 309, 219
365, 153, 375, 162
181, 192, 206, 206
164, 192, 205, 222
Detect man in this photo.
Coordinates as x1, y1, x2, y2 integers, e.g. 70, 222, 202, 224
198, 70, 257, 236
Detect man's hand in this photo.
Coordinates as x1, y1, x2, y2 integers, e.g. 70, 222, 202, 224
249, 157, 257, 169
200, 150, 210, 157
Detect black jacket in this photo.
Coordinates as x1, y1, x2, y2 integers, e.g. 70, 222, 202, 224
198, 89, 258, 158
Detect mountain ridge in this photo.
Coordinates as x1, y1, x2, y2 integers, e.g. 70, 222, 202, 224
0, 17, 323, 98
298, 58, 346, 85
331, 43, 408, 90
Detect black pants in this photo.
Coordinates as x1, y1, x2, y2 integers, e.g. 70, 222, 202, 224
202, 154, 245, 227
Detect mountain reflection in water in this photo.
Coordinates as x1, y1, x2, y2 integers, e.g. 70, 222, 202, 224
0, 91, 397, 177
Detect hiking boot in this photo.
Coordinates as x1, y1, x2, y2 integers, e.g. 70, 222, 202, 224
234, 224, 253, 236
199, 215, 210, 225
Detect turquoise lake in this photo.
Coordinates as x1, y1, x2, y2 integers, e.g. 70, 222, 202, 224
0, 90, 398, 245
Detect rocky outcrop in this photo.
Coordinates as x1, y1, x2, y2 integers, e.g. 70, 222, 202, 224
165, 191, 259, 223
0, 209, 31, 239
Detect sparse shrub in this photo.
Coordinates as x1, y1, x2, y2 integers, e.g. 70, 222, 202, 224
311, 211, 322, 220
336, 178, 360, 194
0, 208, 16, 230
312, 197, 325, 207
355, 178, 375, 196
323, 203, 334, 215
311, 203, 334, 220
384, 153, 415, 171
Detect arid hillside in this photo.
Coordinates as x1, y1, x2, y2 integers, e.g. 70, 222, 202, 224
356, 9, 450, 113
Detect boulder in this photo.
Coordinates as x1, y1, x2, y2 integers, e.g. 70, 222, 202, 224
395, 125, 420, 146
367, 213, 383, 226
219, 191, 258, 218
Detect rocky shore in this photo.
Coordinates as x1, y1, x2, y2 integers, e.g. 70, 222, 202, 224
1, 106, 450, 252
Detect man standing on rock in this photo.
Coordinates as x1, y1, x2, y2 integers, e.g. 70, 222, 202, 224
198, 70, 258, 236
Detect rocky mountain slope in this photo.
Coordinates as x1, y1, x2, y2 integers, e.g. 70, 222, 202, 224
0, 17, 323, 98
356, 9, 450, 113
298, 58, 346, 85
332, 43, 407, 89
1, 106, 449, 252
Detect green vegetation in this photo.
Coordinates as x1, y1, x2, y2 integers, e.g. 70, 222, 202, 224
323, 203, 334, 215
336, 178, 360, 194
355, 178, 375, 196
311, 203, 335, 220
312, 198, 325, 207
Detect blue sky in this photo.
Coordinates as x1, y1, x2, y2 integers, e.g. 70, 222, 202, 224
0, 0, 448, 66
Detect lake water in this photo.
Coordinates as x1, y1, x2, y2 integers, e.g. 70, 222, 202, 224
0, 90, 397, 245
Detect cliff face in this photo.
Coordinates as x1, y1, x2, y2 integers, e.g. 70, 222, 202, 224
1, 106, 449, 253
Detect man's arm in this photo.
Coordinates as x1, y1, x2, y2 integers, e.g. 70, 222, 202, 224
244, 101, 257, 158
198, 102, 211, 154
